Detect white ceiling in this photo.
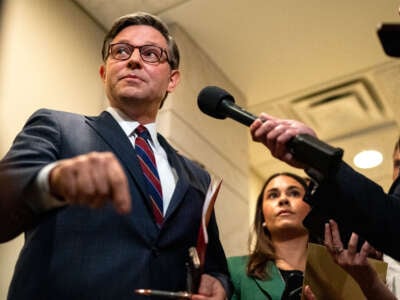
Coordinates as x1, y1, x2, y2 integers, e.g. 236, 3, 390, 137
74, 0, 400, 190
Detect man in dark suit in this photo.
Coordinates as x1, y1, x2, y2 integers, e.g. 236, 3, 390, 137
0, 12, 231, 300
249, 113, 400, 261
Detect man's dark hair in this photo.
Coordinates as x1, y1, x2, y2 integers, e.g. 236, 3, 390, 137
101, 12, 180, 70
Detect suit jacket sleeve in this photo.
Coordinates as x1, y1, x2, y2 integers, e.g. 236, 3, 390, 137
304, 161, 400, 260
0, 109, 64, 241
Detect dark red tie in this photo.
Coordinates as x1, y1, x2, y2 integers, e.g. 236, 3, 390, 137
135, 125, 163, 226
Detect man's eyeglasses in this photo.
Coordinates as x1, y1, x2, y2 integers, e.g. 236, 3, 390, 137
108, 43, 170, 65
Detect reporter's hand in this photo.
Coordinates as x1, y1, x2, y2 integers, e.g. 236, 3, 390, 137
324, 220, 397, 300
49, 151, 131, 214
303, 285, 317, 300
250, 113, 317, 168
324, 219, 377, 285
191, 274, 226, 300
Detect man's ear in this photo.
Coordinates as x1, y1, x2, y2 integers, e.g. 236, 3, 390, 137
166, 70, 181, 93
99, 65, 106, 81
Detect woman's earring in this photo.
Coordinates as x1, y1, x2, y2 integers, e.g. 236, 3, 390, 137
262, 222, 266, 228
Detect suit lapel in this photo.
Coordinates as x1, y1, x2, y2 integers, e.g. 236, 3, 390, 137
254, 261, 285, 298
85, 112, 159, 232
85, 114, 202, 230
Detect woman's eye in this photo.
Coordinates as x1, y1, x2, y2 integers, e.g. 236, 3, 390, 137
266, 193, 278, 200
288, 190, 301, 197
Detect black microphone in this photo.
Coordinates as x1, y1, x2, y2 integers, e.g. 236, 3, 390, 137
197, 86, 344, 176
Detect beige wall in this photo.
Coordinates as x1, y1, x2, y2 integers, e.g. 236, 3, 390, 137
0, 0, 251, 297
0, 0, 105, 156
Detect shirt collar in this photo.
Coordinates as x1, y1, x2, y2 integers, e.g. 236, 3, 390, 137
106, 107, 159, 145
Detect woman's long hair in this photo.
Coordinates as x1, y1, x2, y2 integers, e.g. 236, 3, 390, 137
246, 172, 308, 279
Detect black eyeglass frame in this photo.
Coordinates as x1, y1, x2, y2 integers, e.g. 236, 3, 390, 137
107, 42, 171, 65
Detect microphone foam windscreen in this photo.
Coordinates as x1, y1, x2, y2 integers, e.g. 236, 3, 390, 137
197, 86, 234, 119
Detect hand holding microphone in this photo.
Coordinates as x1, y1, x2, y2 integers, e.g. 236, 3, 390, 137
197, 86, 343, 177
250, 113, 318, 169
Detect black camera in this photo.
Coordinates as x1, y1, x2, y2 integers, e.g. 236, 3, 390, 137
377, 23, 400, 57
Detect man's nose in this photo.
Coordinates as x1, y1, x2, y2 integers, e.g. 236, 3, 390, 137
128, 48, 142, 67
